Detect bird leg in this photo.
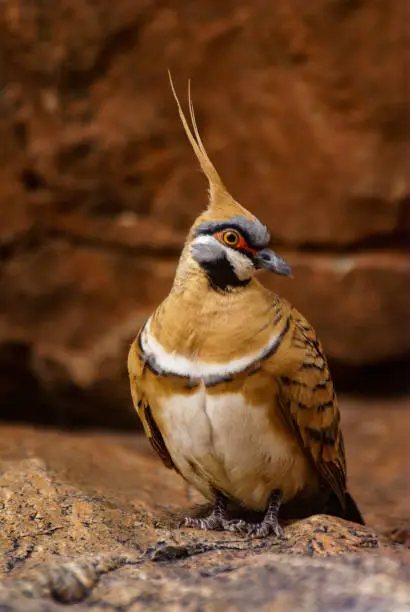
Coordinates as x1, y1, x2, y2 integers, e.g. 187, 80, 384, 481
247, 490, 283, 538
222, 490, 284, 538
181, 490, 284, 538
182, 492, 232, 531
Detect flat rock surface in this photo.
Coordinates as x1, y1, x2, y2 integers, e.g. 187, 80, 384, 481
0, 399, 409, 610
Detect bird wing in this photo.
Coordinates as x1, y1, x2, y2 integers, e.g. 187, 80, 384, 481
127, 329, 177, 471
273, 308, 346, 508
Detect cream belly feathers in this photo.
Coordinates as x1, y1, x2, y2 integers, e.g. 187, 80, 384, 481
127, 74, 364, 537
149, 385, 311, 511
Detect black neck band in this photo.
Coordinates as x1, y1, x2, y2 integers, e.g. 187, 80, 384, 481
201, 257, 250, 291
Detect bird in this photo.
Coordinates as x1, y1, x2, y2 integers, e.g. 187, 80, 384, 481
127, 74, 364, 538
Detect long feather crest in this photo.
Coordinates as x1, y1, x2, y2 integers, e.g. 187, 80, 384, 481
168, 71, 226, 204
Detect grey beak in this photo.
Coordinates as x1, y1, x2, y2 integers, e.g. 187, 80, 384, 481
254, 248, 292, 277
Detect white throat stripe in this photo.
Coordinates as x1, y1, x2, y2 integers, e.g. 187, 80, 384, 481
140, 318, 288, 380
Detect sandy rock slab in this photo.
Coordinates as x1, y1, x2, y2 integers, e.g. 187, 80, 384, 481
0, 401, 409, 610
1, 551, 410, 612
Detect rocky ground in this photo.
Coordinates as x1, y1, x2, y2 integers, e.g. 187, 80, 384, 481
0, 398, 409, 611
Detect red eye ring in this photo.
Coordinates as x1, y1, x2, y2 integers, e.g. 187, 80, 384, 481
214, 229, 259, 254
222, 230, 240, 246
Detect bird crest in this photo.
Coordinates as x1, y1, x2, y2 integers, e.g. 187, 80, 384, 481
168, 71, 255, 227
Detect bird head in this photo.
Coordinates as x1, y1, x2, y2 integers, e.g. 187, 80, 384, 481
169, 73, 292, 291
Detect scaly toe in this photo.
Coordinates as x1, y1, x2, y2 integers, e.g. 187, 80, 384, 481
222, 519, 249, 534
180, 514, 224, 531
182, 516, 208, 530
247, 521, 284, 539
181, 516, 201, 529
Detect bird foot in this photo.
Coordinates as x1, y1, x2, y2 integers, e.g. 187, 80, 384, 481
247, 518, 284, 538
180, 515, 283, 538
180, 490, 284, 538
225, 489, 284, 538
181, 513, 230, 531
180, 492, 232, 532
220, 518, 284, 538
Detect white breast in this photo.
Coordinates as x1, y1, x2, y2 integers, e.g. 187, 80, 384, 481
157, 388, 310, 510
140, 318, 282, 381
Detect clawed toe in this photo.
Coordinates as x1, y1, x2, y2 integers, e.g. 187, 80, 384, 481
178, 490, 284, 538
180, 515, 283, 538
181, 515, 249, 533
247, 521, 284, 539
180, 516, 200, 529
222, 519, 248, 534
182, 515, 224, 531
224, 517, 284, 538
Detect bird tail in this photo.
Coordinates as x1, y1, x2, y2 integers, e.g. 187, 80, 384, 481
344, 491, 365, 525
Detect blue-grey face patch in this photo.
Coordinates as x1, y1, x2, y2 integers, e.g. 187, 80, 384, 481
194, 215, 270, 250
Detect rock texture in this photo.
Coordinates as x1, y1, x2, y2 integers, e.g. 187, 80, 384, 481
2, 550, 410, 612
0, 0, 408, 425
0, 400, 409, 610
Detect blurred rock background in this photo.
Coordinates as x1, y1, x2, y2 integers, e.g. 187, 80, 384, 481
0, 0, 408, 428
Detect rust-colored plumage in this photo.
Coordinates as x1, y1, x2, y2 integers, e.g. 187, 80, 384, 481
127, 74, 364, 536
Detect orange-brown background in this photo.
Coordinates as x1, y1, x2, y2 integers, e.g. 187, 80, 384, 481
0, 0, 408, 427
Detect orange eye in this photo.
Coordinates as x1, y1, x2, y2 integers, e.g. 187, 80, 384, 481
222, 230, 240, 246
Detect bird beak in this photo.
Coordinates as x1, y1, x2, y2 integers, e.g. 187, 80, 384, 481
254, 249, 292, 277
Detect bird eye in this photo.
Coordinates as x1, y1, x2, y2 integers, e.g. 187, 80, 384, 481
222, 230, 240, 246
